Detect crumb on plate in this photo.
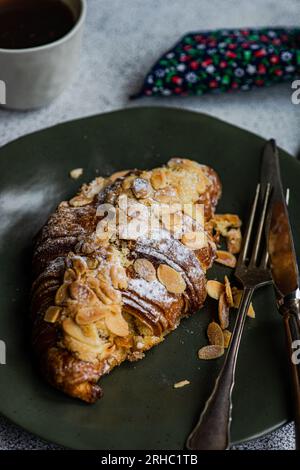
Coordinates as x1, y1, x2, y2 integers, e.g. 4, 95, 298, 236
174, 380, 190, 389
70, 168, 83, 180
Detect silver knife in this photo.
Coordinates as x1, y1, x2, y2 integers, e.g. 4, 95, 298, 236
261, 139, 300, 449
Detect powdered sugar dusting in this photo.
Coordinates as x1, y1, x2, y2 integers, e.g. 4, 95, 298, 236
128, 277, 174, 306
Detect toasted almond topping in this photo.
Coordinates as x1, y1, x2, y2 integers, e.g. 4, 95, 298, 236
105, 306, 129, 337
150, 169, 167, 189
80, 324, 100, 342
86, 276, 100, 291
196, 179, 206, 194
211, 214, 242, 236
122, 175, 135, 190
226, 228, 242, 254
69, 281, 96, 303
64, 268, 77, 283
69, 195, 93, 207
168, 157, 201, 172
215, 250, 237, 268
181, 231, 207, 250
62, 318, 100, 346
218, 292, 230, 330
63, 335, 108, 362
110, 265, 128, 290
79, 241, 96, 255
75, 303, 111, 325
44, 306, 61, 323
134, 258, 157, 282
69, 168, 83, 180
86, 258, 99, 270
154, 186, 179, 204
224, 275, 234, 307
223, 330, 232, 348
82, 177, 106, 198
131, 178, 152, 199
174, 380, 190, 389
110, 170, 130, 182
95, 218, 114, 242
207, 322, 224, 347
72, 256, 87, 276
233, 290, 255, 318
55, 283, 69, 305
206, 280, 224, 300
157, 264, 186, 294
115, 336, 134, 349
97, 276, 122, 304
198, 345, 224, 360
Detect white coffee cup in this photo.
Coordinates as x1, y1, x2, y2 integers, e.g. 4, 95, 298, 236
0, 0, 86, 110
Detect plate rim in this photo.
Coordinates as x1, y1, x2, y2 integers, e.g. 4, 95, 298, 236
0, 105, 296, 449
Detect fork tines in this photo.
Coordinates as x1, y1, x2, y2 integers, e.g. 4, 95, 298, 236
236, 183, 271, 273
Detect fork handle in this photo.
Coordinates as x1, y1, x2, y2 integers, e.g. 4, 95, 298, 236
282, 301, 300, 450
186, 287, 254, 450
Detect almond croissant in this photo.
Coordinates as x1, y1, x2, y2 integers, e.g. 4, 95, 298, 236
31, 158, 221, 402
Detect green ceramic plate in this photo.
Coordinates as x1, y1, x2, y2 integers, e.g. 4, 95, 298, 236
0, 107, 298, 450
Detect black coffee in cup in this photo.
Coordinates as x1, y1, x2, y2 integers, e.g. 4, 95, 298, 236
0, 0, 75, 49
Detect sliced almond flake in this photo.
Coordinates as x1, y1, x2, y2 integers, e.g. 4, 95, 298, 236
154, 186, 179, 204
206, 280, 224, 300
75, 304, 110, 325
134, 258, 156, 282
110, 265, 128, 290
215, 250, 237, 268
69, 281, 96, 303
174, 380, 190, 389
157, 264, 186, 294
44, 306, 61, 323
150, 169, 167, 189
64, 268, 77, 283
226, 228, 242, 254
110, 170, 130, 182
218, 292, 230, 330
62, 318, 101, 346
105, 307, 129, 337
55, 283, 69, 305
224, 275, 234, 307
69, 168, 83, 180
198, 345, 224, 360
181, 231, 207, 250
233, 289, 255, 318
223, 330, 232, 348
69, 194, 93, 207
81, 177, 106, 198
207, 322, 224, 348
211, 214, 242, 236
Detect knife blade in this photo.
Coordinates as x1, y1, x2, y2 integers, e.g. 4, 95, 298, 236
261, 139, 300, 450
261, 139, 299, 299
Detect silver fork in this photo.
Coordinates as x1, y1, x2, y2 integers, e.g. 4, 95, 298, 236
186, 183, 272, 450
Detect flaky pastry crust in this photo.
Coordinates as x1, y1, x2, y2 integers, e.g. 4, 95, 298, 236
31, 158, 221, 402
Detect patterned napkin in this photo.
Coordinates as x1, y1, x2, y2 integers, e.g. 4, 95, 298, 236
133, 27, 300, 98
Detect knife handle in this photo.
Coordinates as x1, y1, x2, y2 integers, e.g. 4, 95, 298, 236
282, 300, 300, 450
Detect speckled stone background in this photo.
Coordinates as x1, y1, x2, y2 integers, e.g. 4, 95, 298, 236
0, 0, 299, 450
